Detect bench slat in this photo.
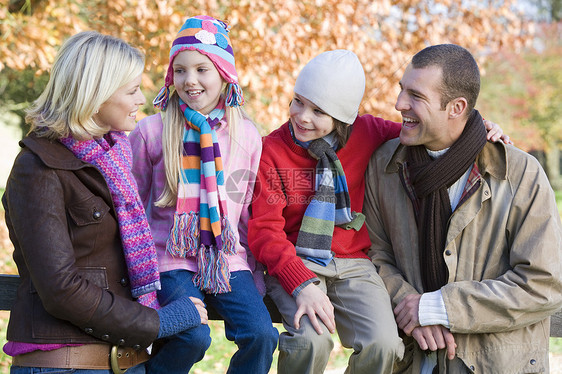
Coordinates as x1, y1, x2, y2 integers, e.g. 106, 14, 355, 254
2, 274, 562, 335
0, 274, 283, 323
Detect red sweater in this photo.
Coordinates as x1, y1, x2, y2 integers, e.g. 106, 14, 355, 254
248, 115, 401, 294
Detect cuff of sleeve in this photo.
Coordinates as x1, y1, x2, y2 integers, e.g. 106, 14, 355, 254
277, 258, 318, 295
156, 297, 200, 339
291, 278, 320, 298
419, 290, 450, 328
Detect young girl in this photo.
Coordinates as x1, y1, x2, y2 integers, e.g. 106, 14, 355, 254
129, 15, 278, 374
247, 49, 506, 374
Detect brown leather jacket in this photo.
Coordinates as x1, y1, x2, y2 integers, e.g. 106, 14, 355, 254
2, 134, 159, 349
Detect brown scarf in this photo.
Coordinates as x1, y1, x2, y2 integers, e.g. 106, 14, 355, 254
405, 110, 487, 292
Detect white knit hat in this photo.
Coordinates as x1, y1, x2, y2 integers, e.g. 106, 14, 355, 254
294, 49, 365, 124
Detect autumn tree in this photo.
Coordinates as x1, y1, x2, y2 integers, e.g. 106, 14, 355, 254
479, 22, 562, 187
1, 0, 531, 135
535, 0, 562, 21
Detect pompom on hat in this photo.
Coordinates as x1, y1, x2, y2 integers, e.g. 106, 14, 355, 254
153, 15, 244, 110
294, 49, 365, 124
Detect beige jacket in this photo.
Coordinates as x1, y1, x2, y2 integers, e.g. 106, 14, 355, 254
365, 139, 562, 373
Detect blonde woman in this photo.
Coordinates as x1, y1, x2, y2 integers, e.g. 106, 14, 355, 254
3, 31, 206, 374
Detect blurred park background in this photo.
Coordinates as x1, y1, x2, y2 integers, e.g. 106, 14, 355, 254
0, 0, 561, 372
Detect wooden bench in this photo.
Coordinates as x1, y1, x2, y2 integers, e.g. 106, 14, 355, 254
0, 273, 282, 323
1, 274, 561, 337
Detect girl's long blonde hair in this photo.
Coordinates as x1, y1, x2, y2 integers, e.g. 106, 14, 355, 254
155, 88, 250, 207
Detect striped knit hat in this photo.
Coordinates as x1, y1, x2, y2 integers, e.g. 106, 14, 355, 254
153, 15, 244, 110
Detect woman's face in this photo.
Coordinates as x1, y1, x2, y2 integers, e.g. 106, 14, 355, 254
289, 93, 335, 142
172, 50, 224, 115
94, 74, 145, 132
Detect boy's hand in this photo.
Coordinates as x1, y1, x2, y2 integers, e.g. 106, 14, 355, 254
294, 283, 335, 335
484, 119, 513, 145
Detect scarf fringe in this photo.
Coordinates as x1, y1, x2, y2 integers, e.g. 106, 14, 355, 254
225, 83, 245, 107
153, 86, 170, 110
166, 213, 237, 294
193, 244, 232, 294
220, 216, 237, 255
166, 212, 199, 257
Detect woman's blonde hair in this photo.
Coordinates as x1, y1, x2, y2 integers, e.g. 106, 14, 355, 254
26, 31, 145, 140
156, 87, 250, 207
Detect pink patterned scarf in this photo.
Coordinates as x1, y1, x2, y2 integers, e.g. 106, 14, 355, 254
60, 131, 160, 308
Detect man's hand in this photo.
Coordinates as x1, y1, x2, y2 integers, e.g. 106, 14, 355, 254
189, 296, 208, 324
394, 294, 422, 335
294, 283, 335, 335
412, 325, 457, 360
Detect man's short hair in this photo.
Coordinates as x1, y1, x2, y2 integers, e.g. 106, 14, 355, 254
411, 44, 480, 113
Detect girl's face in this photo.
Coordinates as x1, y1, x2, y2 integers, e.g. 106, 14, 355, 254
94, 74, 145, 132
289, 93, 335, 142
173, 50, 224, 115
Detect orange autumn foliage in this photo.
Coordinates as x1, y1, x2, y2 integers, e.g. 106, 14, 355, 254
1, 0, 532, 133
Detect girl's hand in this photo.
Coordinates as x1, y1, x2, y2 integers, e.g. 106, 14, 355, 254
294, 283, 335, 335
189, 296, 208, 324
483, 119, 513, 145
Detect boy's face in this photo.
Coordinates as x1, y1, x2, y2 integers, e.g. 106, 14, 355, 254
289, 93, 335, 143
395, 64, 456, 151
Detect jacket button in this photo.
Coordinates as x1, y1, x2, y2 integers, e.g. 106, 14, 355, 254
133, 345, 141, 350
84, 327, 93, 334
93, 211, 102, 220
530, 359, 536, 365
120, 278, 129, 287
445, 250, 452, 256
469, 365, 475, 371
101, 334, 109, 340
118, 339, 125, 345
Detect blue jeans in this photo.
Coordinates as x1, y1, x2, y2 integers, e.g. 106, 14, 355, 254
10, 363, 145, 373
146, 270, 279, 374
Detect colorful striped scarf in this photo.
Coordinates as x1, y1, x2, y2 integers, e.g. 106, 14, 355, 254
295, 137, 365, 260
166, 98, 236, 294
60, 132, 160, 309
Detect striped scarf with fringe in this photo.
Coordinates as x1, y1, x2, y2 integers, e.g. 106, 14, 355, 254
166, 98, 236, 294
295, 137, 365, 260
60, 131, 160, 309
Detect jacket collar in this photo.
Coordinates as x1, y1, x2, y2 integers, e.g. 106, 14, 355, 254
385, 140, 508, 180
21, 133, 89, 171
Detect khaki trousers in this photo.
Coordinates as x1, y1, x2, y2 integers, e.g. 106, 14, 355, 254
266, 257, 404, 374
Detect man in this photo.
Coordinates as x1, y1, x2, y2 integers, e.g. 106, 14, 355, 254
364, 44, 562, 373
